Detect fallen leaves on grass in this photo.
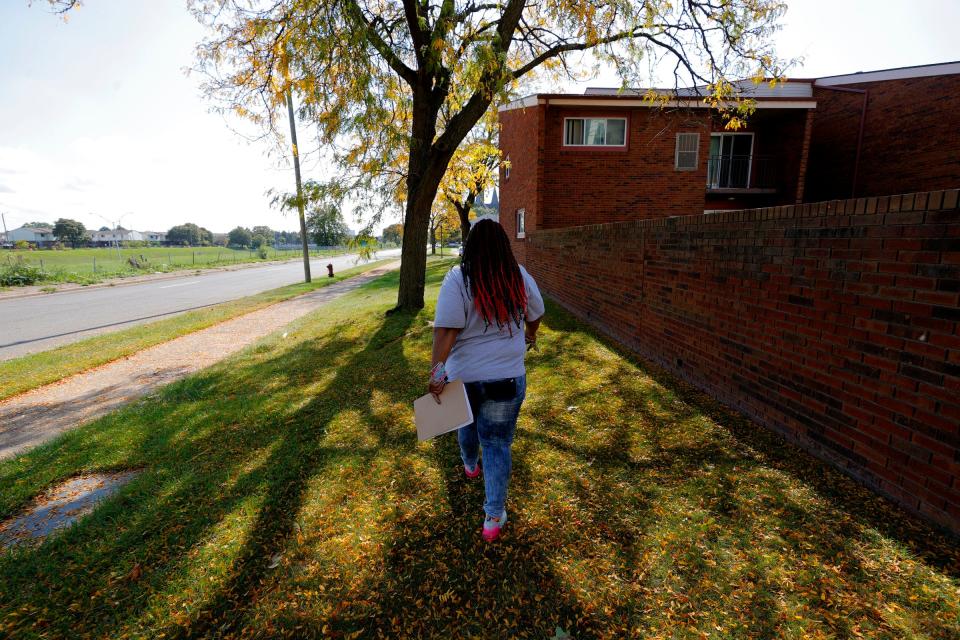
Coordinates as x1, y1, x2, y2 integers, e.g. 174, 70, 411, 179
0, 261, 957, 639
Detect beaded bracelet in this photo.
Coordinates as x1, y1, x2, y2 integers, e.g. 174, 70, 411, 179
429, 362, 447, 385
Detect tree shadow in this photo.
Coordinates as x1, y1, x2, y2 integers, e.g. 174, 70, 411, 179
536, 303, 960, 579
1, 269, 956, 638
334, 431, 604, 640
0, 285, 422, 638
152, 309, 421, 638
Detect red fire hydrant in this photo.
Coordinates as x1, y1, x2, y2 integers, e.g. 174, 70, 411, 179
327, 263, 334, 278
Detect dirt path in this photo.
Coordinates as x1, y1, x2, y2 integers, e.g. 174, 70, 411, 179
0, 262, 399, 460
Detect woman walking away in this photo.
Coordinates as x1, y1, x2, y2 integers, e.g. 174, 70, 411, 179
429, 219, 544, 542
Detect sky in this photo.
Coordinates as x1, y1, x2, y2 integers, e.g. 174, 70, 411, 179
0, 0, 958, 235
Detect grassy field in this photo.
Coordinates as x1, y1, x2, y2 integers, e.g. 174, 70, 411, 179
0, 259, 395, 402
1, 246, 346, 286
0, 260, 957, 639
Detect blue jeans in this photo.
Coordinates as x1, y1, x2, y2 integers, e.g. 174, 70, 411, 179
457, 375, 526, 518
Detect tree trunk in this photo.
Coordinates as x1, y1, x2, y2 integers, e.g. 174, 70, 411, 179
395, 159, 451, 310
393, 81, 493, 311
454, 189, 477, 244
430, 224, 436, 255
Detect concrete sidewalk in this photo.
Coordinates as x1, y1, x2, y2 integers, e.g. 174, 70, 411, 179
0, 262, 399, 460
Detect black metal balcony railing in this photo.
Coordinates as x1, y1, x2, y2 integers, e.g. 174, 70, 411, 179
707, 155, 777, 190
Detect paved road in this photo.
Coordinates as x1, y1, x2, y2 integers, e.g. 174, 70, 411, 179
0, 249, 401, 361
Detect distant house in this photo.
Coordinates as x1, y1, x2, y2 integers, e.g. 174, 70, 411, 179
87, 228, 145, 246
142, 231, 168, 245
8, 226, 57, 247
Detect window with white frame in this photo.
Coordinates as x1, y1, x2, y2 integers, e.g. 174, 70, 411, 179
504, 155, 510, 180
675, 133, 699, 170
516, 208, 525, 239
563, 117, 626, 146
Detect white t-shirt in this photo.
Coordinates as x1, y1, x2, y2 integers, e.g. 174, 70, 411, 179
434, 265, 545, 383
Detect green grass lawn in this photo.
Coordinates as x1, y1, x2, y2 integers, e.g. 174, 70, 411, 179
0, 259, 957, 639
2, 246, 347, 286
0, 259, 395, 402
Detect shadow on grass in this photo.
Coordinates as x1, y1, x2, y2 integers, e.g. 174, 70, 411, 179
158, 309, 420, 638
538, 300, 960, 579
0, 267, 421, 637
0, 264, 956, 639
352, 430, 598, 639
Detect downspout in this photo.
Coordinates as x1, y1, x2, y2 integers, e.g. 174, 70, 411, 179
814, 83, 869, 198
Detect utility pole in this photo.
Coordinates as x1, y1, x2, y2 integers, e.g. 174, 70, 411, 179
286, 88, 311, 283
92, 212, 130, 260
1, 211, 8, 244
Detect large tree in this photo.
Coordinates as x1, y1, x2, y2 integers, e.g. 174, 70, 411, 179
429, 198, 462, 255
307, 203, 350, 247
167, 222, 209, 246
441, 107, 500, 243
193, 0, 787, 311
53, 218, 87, 247
382, 223, 404, 245
228, 226, 253, 248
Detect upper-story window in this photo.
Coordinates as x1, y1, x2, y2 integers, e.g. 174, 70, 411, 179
563, 117, 626, 147
504, 155, 510, 180
675, 133, 700, 170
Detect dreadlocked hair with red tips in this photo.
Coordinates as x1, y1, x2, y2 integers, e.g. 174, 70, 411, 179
461, 219, 527, 332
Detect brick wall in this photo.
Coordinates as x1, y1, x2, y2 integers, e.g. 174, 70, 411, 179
525, 189, 960, 534
807, 75, 960, 201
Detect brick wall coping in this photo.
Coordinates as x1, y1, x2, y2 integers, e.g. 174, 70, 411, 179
529, 189, 960, 237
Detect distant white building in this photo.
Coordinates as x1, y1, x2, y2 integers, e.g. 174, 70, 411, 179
88, 228, 145, 246
472, 188, 500, 224
142, 231, 167, 244
8, 226, 57, 247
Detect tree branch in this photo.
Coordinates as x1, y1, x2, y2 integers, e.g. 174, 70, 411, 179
343, 0, 418, 85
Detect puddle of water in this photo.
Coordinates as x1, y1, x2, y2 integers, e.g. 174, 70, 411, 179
0, 470, 139, 550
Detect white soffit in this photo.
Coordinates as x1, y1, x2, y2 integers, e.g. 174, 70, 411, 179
544, 98, 816, 109
498, 95, 539, 111
585, 81, 814, 98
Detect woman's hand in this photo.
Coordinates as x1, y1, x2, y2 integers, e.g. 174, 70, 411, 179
524, 317, 541, 351
524, 331, 537, 351
429, 377, 447, 404
430, 328, 460, 404
428, 361, 448, 404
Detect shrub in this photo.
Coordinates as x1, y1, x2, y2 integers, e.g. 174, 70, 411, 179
0, 263, 43, 286
257, 245, 269, 259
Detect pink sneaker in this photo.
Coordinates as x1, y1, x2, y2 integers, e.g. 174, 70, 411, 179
482, 510, 508, 542
464, 463, 481, 479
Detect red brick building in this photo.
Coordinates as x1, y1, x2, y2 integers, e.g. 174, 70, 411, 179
807, 61, 960, 202
499, 82, 818, 259
500, 62, 960, 259
496, 62, 960, 533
